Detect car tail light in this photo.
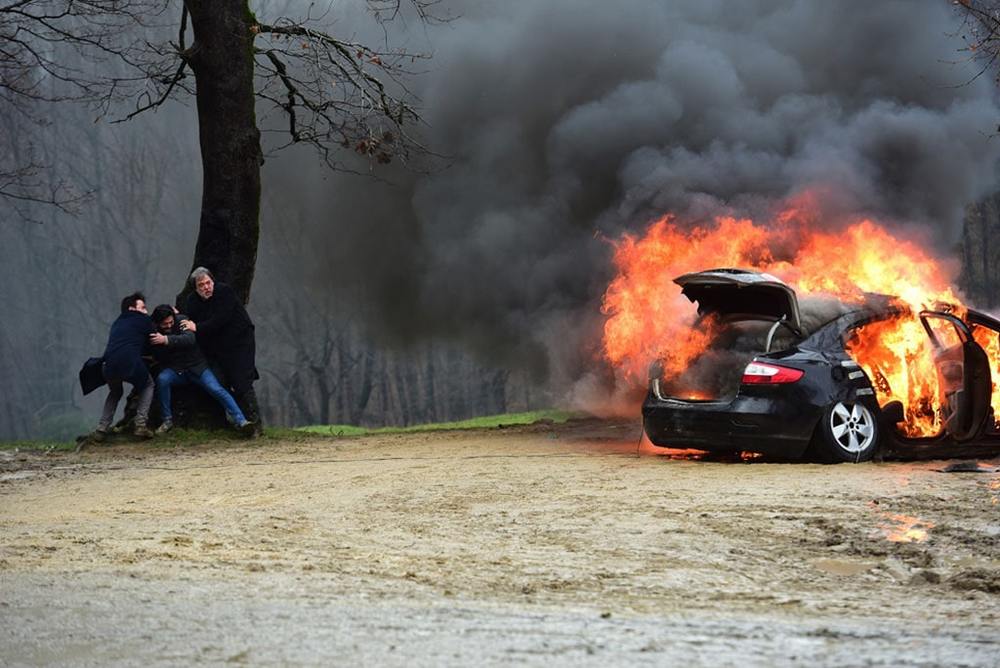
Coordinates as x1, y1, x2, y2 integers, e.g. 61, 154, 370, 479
741, 361, 804, 384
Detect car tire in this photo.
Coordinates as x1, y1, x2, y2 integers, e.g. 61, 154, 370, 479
810, 400, 880, 463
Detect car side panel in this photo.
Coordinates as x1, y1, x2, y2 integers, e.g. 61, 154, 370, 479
642, 351, 869, 457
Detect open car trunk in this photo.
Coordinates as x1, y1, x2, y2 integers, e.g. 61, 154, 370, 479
657, 321, 791, 400
657, 269, 806, 401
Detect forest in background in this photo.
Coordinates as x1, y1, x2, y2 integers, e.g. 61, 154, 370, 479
0, 98, 544, 440
4, 89, 998, 441
5, 0, 1000, 441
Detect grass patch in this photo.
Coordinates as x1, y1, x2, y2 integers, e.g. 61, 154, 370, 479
119, 427, 328, 447
0, 410, 583, 450
0, 427, 326, 451
0, 439, 77, 452
297, 409, 581, 438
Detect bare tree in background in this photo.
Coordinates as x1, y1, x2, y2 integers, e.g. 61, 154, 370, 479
956, 1, 1000, 76
953, 1, 1000, 307
0, 0, 160, 216
0, 95, 198, 439
1, 0, 438, 302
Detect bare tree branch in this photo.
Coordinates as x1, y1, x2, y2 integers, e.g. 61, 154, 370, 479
252, 12, 433, 170
115, 55, 187, 122
954, 1, 1000, 88
0, 0, 442, 218
0, 0, 172, 218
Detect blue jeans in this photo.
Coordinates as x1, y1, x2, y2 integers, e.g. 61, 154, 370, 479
157, 367, 247, 425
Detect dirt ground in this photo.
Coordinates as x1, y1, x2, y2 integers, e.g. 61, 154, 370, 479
1, 419, 999, 666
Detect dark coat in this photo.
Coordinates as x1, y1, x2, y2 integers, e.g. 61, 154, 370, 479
150, 314, 208, 375
184, 282, 257, 391
101, 310, 154, 387
79, 357, 105, 395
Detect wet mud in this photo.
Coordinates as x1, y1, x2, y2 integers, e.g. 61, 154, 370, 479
1, 420, 998, 665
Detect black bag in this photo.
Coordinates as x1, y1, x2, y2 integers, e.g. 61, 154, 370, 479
79, 357, 106, 395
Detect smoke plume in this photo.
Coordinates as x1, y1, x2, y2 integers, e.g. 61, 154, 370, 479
286, 0, 1000, 395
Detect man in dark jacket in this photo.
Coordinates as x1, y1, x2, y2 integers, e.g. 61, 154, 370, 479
148, 305, 253, 435
182, 267, 261, 431
93, 292, 155, 440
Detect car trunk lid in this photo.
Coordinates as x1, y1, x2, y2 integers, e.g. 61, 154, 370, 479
674, 268, 802, 334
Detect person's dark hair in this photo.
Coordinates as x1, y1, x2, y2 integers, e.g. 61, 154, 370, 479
151, 304, 175, 324
120, 292, 146, 314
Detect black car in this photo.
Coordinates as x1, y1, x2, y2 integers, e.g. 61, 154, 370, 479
642, 269, 1000, 462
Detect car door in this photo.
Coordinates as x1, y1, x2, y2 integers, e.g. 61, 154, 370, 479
966, 310, 1000, 434
919, 311, 991, 441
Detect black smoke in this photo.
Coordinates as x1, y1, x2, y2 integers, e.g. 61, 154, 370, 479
273, 0, 1000, 394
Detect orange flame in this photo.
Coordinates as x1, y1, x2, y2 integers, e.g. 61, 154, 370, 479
602, 195, 965, 437
844, 315, 942, 437
972, 324, 1000, 430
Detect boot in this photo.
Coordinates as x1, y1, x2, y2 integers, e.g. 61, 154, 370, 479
237, 388, 263, 437
236, 420, 256, 438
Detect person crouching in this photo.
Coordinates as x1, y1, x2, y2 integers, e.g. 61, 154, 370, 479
93, 292, 155, 440
148, 304, 255, 436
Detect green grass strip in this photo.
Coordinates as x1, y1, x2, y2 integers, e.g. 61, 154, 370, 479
0, 410, 583, 450
296, 409, 581, 437
0, 439, 76, 452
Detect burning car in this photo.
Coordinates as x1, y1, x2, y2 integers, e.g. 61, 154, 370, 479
641, 268, 1000, 462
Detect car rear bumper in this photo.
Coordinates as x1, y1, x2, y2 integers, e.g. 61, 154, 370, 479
642, 392, 822, 457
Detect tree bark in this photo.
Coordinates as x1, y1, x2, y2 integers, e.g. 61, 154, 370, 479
180, 0, 261, 305
351, 348, 375, 425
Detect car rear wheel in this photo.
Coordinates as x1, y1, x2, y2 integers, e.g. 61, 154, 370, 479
812, 400, 880, 463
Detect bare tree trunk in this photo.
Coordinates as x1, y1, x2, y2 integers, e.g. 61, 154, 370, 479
316, 369, 332, 425
351, 347, 375, 424
181, 0, 261, 305
981, 196, 997, 307
491, 369, 509, 414
423, 349, 437, 422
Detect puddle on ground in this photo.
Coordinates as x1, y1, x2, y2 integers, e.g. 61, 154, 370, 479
0, 470, 41, 482
871, 510, 935, 543
812, 558, 878, 576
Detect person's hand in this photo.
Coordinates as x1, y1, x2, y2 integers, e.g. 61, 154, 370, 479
180, 320, 197, 332
149, 332, 167, 346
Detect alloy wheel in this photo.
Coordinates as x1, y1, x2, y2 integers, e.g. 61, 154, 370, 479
829, 401, 875, 453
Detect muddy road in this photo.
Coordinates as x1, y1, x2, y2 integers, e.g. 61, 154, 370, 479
2, 420, 999, 666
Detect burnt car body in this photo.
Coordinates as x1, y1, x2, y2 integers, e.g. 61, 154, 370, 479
642, 269, 1000, 462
